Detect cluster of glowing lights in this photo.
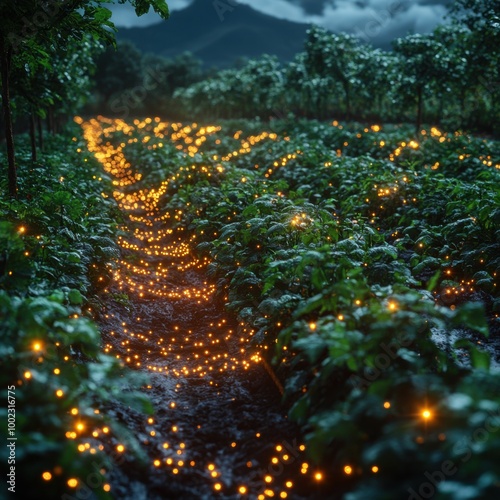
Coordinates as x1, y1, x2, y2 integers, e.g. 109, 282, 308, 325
63, 115, 498, 495
12, 115, 497, 495
79, 117, 223, 301
290, 212, 314, 228
74, 116, 325, 496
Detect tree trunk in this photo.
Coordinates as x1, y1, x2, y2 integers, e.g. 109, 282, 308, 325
344, 83, 351, 120
416, 86, 423, 136
48, 107, 55, 135
459, 87, 469, 128
37, 114, 44, 151
376, 94, 383, 120
29, 110, 37, 162
0, 37, 17, 197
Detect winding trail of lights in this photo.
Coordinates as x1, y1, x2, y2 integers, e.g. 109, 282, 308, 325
74, 115, 498, 497
77, 116, 322, 499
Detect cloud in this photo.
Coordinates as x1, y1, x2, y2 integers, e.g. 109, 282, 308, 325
222, 0, 309, 23
316, 0, 449, 47
108, 0, 448, 48
293, 0, 331, 15
106, 0, 191, 28
234, 0, 448, 48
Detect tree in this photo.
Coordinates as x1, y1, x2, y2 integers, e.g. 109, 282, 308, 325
393, 33, 451, 135
304, 27, 366, 119
450, 0, 500, 42
12, 36, 102, 161
173, 55, 284, 120
431, 25, 474, 127
141, 51, 203, 117
94, 41, 144, 106
0, 0, 169, 197
450, 0, 500, 131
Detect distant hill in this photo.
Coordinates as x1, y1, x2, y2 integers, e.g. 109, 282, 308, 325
116, 0, 310, 67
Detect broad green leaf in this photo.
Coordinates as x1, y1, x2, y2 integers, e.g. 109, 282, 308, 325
68, 289, 83, 305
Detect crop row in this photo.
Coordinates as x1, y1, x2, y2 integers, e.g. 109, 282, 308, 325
147, 118, 500, 499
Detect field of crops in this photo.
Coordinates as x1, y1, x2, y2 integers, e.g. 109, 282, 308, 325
77, 115, 500, 499
2, 114, 500, 498
2, 0, 500, 497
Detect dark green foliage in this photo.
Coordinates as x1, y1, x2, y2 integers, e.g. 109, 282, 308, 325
173, 6, 500, 135
0, 0, 169, 196
134, 116, 500, 498
0, 130, 152, 498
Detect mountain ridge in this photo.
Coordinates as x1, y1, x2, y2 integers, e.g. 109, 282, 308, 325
116, 0, 311, 67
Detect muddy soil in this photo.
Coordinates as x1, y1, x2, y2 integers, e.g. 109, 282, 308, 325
96, 212, 334, 500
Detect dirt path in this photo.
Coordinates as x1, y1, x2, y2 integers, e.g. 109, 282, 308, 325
80, 118, 330, 499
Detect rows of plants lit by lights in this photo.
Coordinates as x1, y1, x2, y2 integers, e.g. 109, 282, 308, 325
81, 115, 500, 499
79, 115, 318, 500
0, 132, 153, 498
2, 115, 500, 498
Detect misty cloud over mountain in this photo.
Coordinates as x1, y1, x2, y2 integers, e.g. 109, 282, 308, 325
110, 0, 450, 48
